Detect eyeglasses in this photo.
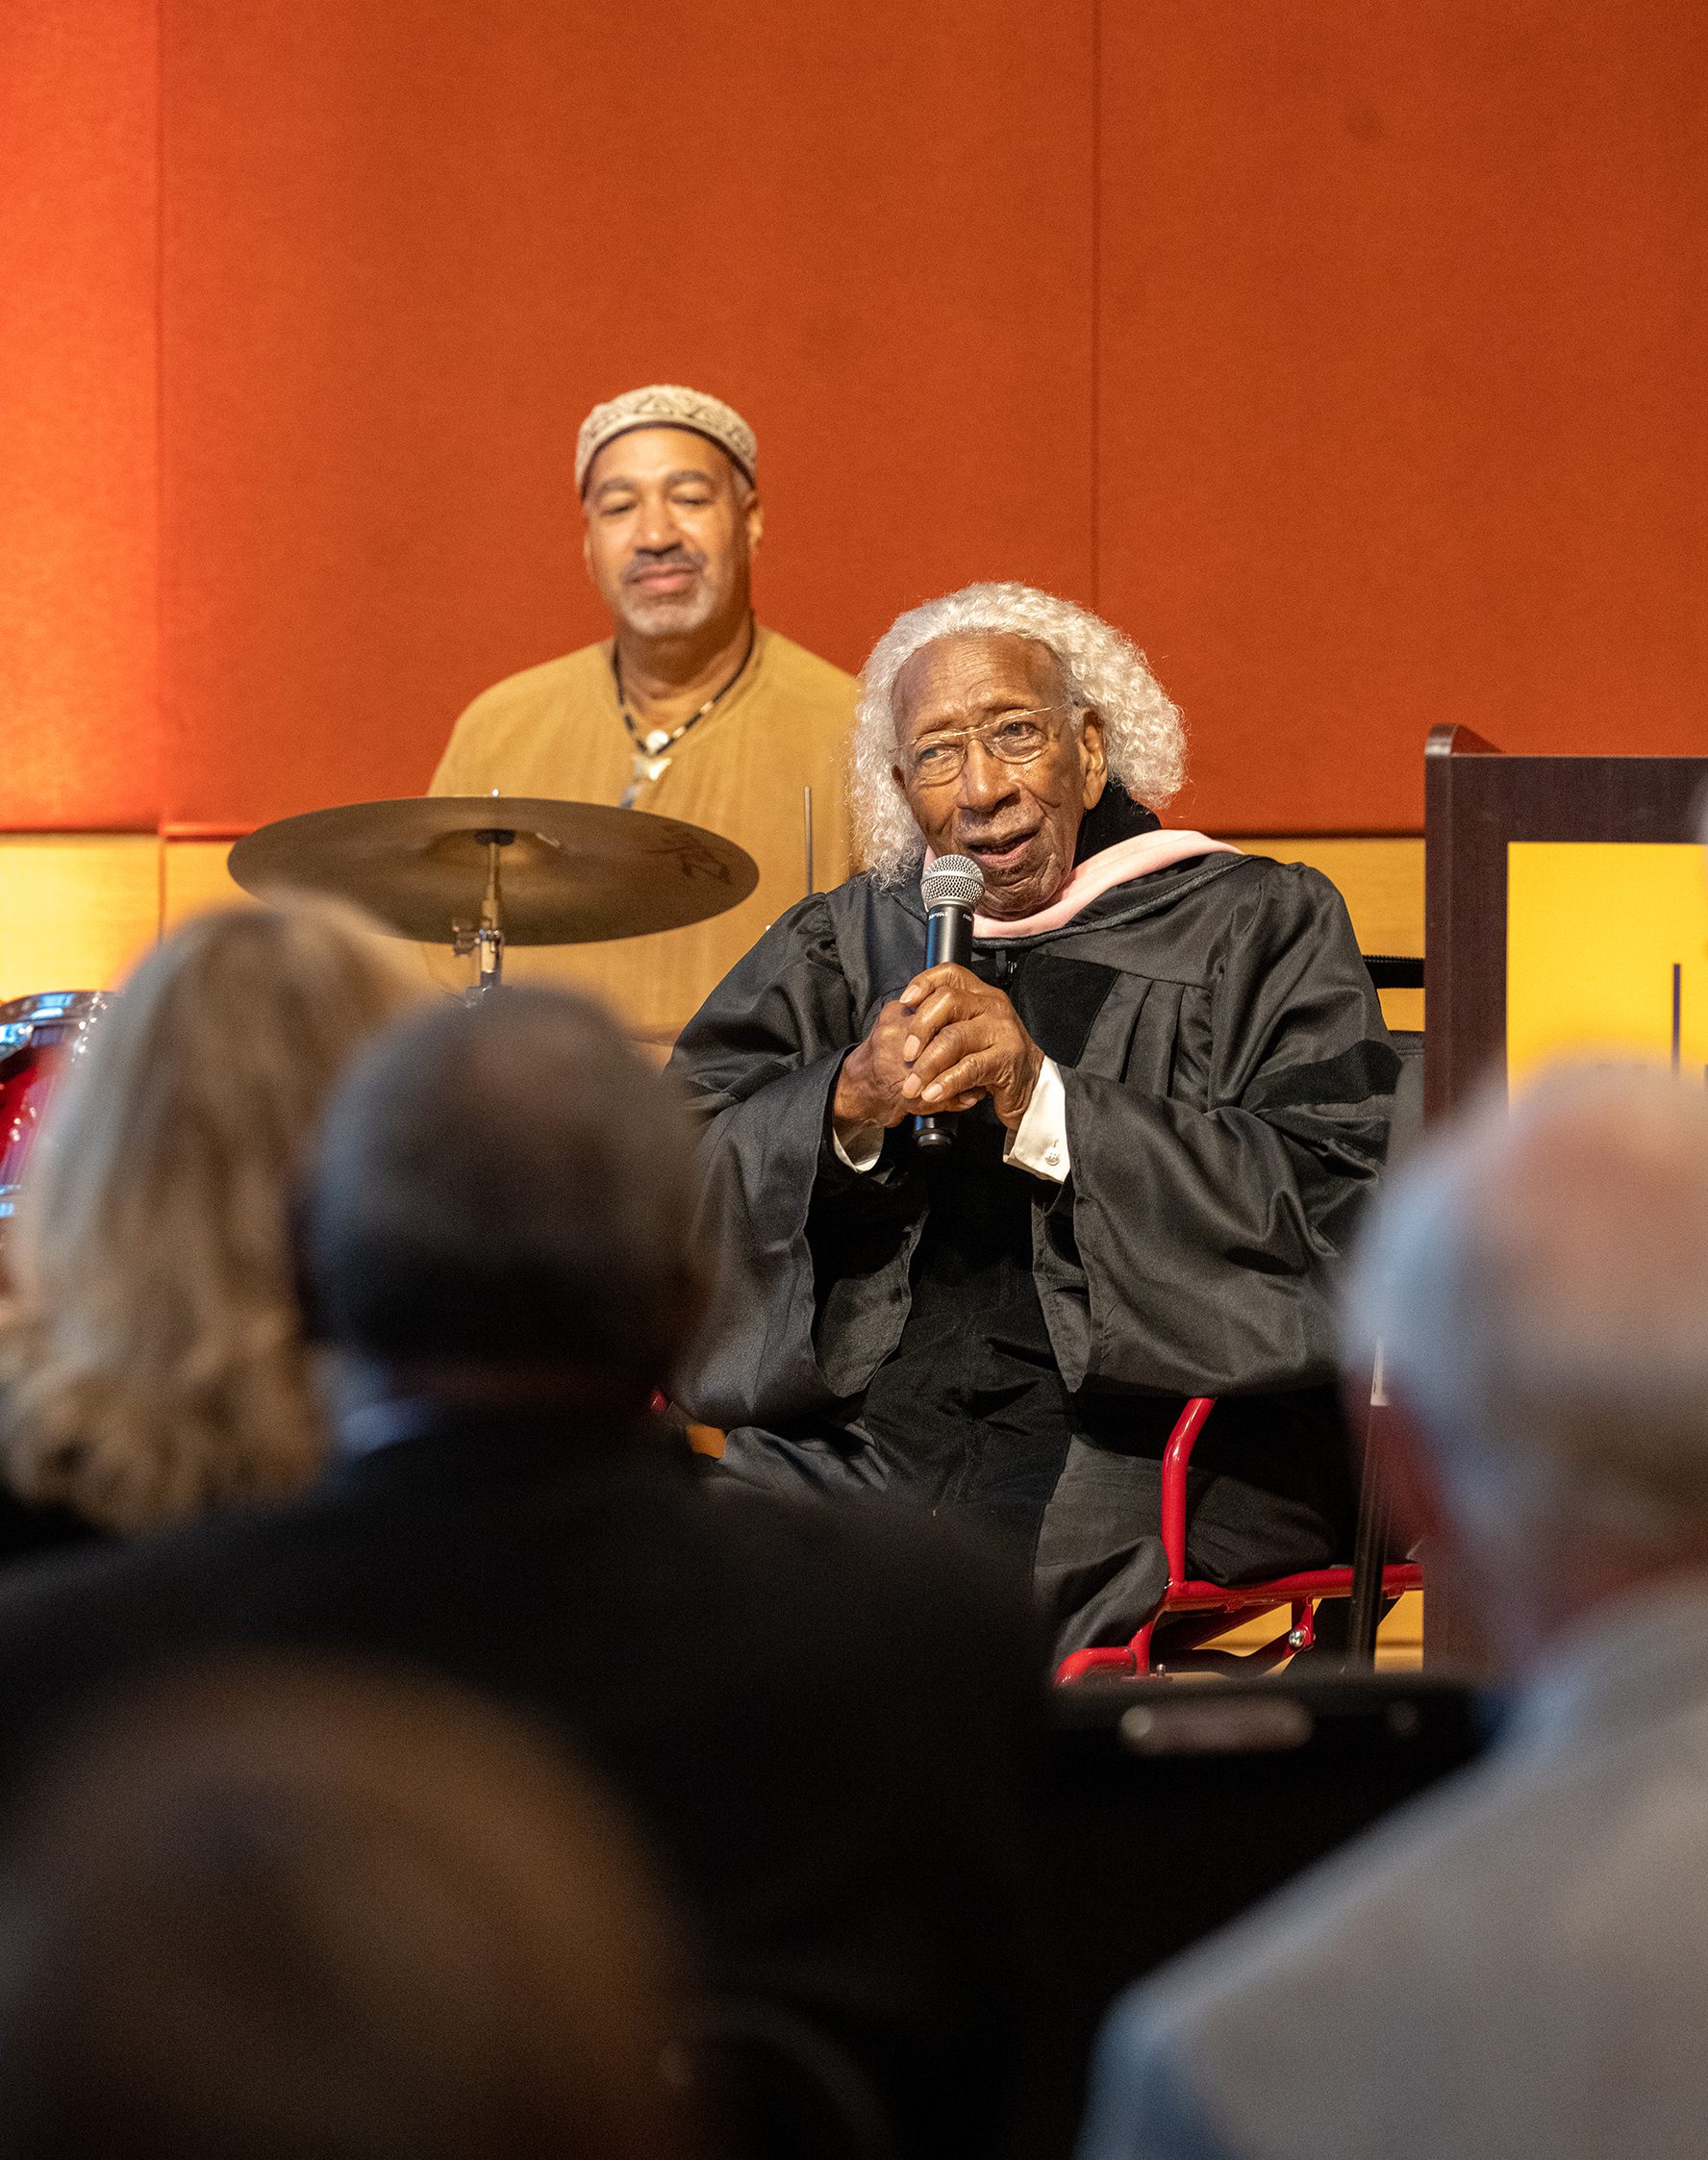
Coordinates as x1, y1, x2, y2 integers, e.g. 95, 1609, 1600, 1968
902, 706, 1071, 787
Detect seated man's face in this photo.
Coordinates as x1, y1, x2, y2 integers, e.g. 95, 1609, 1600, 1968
892, 632, 1106, 920
582, 426, 762, 644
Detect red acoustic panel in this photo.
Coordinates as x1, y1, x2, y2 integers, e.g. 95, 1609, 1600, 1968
13, 3, 1703, 840
0, 0, 160, 831
1096, 2, 1708, 834
159, 0, 1096, 831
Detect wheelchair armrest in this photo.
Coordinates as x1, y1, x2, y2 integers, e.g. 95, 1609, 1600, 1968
1159, 1396, 1216, 1585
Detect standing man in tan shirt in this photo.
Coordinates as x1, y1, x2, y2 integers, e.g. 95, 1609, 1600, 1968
430, 384, 856, 1041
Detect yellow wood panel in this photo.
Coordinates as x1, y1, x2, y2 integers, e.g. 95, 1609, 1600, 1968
1225, 835, 1423, 1032
1376, 1591, 1425, 1671
161, 837, 250, 928
1375, 988, 1424, 1034
1223, 836, 1422, 952
163, 839, 449, 998
9, 833, 1424, 980
163, 832, 1425, 990
0, 835, 160, 999
13, 827, 1429, 1038
171, 835, 1423, 940
1200, 1590, 1423, 1671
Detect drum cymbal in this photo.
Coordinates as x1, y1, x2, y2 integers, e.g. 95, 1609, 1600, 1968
227, 796, 760, 946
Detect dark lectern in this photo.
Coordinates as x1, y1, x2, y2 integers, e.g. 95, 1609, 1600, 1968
1424, 724, 1708, 1118
1417, 726, 1708, 1665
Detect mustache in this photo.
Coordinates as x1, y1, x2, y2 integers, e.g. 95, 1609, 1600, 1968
623, 546, 707, 584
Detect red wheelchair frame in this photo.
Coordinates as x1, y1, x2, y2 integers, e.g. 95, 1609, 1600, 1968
1055, 1396, 1424, 1683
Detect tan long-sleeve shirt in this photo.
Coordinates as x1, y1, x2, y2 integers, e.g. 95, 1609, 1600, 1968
429, 625, 856, 1041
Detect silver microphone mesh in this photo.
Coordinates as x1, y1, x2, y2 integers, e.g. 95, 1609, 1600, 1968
919, 854, 985, 912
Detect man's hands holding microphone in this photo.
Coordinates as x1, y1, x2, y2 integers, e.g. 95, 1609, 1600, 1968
832, 965, 1044, 1148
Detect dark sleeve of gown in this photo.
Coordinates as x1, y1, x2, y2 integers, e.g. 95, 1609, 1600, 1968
666, 894, 923, 1428
1038, 862, 1398, 1397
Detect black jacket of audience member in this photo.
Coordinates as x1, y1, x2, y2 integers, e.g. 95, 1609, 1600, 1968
0, 1405, 1044, 2160
0, 1485, 106, 1570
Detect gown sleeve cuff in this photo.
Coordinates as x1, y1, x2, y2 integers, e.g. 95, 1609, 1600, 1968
1004, 1057, 1070, 1182
831, 1119, 886, 1172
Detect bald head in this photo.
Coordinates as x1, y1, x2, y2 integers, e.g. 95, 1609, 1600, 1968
1346, 1066, 1708, 1558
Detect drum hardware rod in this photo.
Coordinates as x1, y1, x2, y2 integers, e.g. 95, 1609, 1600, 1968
470, 825, 516, 994
802, 784, 815, 899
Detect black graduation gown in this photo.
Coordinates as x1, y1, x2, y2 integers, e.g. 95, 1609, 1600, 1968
667, 820, 1400, 1654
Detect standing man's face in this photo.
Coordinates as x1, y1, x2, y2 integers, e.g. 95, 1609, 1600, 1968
581, 426, 763, 643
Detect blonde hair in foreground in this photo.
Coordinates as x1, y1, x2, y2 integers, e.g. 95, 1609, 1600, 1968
0, 901, 428, 1534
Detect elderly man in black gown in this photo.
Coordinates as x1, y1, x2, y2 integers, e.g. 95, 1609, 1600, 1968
667, 582, 1399, 1657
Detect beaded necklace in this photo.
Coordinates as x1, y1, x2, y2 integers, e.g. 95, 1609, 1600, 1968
614, 619, 757, 809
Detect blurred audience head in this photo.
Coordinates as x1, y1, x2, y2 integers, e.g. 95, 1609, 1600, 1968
1344, 1062, 1708, 1667
0, 901, 426, 1534
0, 1659, 709, 2160
304, 986, 708, 1412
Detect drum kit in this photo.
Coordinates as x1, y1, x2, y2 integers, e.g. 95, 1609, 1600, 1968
0, 992, 112, 1224
0, 793, 757, 1219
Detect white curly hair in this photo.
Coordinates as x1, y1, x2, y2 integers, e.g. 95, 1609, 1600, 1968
848, 582, 1187, 880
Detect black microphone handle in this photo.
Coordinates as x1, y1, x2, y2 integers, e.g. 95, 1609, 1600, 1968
913, 900, 974, 1150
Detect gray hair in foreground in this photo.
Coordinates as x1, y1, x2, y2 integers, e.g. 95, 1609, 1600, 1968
849, 583, 1187, 880
305, 989, 705, 1379
1343, 1063, 1708, 1553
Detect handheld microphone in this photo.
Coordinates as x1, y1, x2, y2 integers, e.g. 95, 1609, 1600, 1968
912, 854, 985, 1151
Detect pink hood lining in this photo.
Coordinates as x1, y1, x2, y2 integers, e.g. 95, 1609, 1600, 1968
924, 829, 1242, 941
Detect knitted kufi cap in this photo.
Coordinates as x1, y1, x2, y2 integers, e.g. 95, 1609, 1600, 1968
575, 384, 758, 494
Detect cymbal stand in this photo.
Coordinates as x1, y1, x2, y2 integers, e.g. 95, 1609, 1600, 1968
453, 826, 515, 994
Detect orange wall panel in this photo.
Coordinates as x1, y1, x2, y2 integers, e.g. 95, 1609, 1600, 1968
7, 3, 1705, 841
1097, 1, 1708, 833
159, 0, 1097, 831
0, 0, 160, 831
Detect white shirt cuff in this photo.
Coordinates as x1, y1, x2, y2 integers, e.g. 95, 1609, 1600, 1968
1004, 1058, 1070, 1182
832, 1120, 885, 1172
